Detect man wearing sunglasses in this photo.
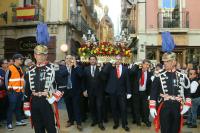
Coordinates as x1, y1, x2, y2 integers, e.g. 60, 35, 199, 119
5, 53, 26, 131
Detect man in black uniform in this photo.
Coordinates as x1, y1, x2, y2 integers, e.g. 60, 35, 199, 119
149, 52, 191, 133
23, 45, 63, 133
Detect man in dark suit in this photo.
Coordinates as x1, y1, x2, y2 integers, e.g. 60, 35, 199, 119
83, 55, 105, 130
129, 59, 152, 127
103, 55, 131, 132
62, 55, 83, 131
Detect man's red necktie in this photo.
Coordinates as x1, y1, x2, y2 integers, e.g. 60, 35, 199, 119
117, 66, 120, 78
140, 71, 144, 86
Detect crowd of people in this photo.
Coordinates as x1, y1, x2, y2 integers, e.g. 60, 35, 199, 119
0, 46, 200, 133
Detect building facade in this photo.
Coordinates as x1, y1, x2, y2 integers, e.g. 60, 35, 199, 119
0, 0, 101, 61
122, 0, 200, 66
121, 0, 138, 60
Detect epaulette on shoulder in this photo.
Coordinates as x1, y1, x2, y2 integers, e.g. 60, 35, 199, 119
159, 69, 165, 74
45, 62, 55, 68
157, 69, 166, 76
176, 70, 186, 76
29, 65, 36, 71
47, 63, 60, 71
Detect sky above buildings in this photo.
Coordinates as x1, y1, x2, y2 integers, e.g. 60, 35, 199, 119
101, 0, 121, 36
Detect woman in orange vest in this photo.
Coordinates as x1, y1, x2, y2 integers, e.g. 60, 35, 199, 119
5, 53, 27, 131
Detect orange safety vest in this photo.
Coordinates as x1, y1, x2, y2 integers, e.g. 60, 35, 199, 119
7, 65, 24, 92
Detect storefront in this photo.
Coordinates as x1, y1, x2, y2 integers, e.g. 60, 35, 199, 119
4, 36, 56, 61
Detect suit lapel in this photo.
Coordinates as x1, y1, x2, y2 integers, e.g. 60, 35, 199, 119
89, 66, 93, 77
114, 67, 118, 78
138, 69, 142, 81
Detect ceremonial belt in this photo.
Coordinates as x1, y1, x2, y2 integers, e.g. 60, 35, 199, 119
32, 91, 48, 97
160, 94, 182, 103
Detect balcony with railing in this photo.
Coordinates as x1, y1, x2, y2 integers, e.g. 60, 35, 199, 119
70, 11, 78, 27
157, 11, 189, 32
86, 0, 94, 12
12, 5, 44, 25
70, 11, 93, 34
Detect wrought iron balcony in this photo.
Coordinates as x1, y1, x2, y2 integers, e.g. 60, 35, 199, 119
80, 16, 91, 34
70, 11, 78, 27
158, 11, 189, 32
70, 11, 93, 34
12, 5, 44, 24
86, 0, 94, 12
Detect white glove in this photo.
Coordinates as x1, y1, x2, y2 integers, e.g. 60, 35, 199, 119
24, 110, 31, 117
147, 96, 150, 100
52, 91, 63, 102
127, 94, 132, 99
47, 96, 56, 104
83, 90, 88, 97
181, 105, 190, 115
150, 108, 157, 118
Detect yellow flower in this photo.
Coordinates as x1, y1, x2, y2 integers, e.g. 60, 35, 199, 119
125, 51, 129, 55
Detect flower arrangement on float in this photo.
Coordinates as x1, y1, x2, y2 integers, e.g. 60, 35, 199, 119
78, 42, 132, 64
78, 30, 133, 64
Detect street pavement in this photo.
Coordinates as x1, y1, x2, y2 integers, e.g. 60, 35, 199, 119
0, 109, 200, 133
0, 100, 200, 133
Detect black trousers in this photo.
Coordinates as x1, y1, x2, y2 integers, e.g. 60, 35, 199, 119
80, 95, 88, 122
160, 101, 181, 133
88, 94, 103, 124
31, 97, 57, 133
110, 94, 127, 127
63, 89, 81, 125
133, 92, 149, 123
102, 93, 110, 122
0, 96, 7, 121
